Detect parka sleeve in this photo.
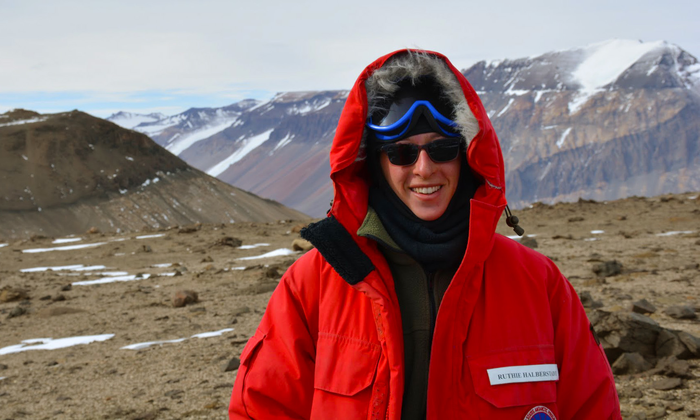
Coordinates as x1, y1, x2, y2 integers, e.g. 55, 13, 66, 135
548, 267, 622, 420
228, 259, 318, 419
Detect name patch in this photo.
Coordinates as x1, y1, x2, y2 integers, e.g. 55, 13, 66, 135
487, 364, 559, 386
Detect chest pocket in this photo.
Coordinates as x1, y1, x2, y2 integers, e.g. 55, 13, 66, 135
314, 332, 381, 396
468, 345, 559, 417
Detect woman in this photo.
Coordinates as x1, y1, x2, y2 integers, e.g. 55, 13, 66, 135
229, 50, 621, 420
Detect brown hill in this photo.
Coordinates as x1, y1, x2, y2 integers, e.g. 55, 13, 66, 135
0, 109, 307, 239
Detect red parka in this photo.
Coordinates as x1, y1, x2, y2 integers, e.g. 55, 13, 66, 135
229, 50, 621, 419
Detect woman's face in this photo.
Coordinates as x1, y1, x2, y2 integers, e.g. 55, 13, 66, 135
379, 132, 461, 221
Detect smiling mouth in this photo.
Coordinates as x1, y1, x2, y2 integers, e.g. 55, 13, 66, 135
411, 186, 442, 195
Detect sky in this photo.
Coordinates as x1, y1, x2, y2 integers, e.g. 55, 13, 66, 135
1, 0, 698, 118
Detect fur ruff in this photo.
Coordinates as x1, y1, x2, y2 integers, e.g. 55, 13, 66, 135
363, 50, 480, 150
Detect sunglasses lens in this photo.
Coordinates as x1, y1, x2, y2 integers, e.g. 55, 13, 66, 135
385, 143, 419, 166
427, 139, 461, 162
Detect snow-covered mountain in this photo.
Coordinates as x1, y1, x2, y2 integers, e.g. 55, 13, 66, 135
464, 39, 700, 207
107, 39, 700, 216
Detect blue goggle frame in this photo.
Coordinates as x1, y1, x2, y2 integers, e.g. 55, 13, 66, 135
366, 100, 460, 141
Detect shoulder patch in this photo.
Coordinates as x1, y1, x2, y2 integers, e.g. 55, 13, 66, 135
300, 216, 375, 285
524, 406, 556, 420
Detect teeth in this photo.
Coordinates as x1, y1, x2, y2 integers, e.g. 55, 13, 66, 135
412, 186, 441, 194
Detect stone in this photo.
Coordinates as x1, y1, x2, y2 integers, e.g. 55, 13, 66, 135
201, 256, 214, 263
592, 260, 623, 277
0, 364, 7, 370
237, 282, 278, 295
645, 407, 666, 419
52, 294, 66, 302
0, 288, 28, 303
631, 299, 657, 314
291, 238, 314, 252
677, 331, 700, 356
611, 352, 652, 374
217, 237, 242, 247
579, 291, 604, 309
654, 357, 691, 378
663, 305, 697, 320
568, 216, 585, 222
172, 290, 198, 308
656, 329, 692, 359
178, 225, 200, 234
519, 236, 538, 249
36, 307, 86, 318
231, 306, 250, 317
589, 310, 661, 362
7, 306, 26, 319
39, 295, 51, 301
651, 377, 682, 390
60, 284, 72, 292
137, 245, 152, 253
87, 227, 100, 234
222, 357, 241, 372
291, 224, 306, 233
264, 267, 280, 279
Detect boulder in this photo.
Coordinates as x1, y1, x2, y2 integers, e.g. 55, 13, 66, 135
172, 290, 198, 308
592, 260, 623, 277
589, 310, 661, 362
678, 331, 700, 356
656, 329, 692, 359
217, 237, 242, 247
611, 352, 652, 374
653, 356, 692, 378
292, 238, 314, 252
222, 357, 241, 372
663, 305, 697, 320
519, 236, 538, 249
0, 288, 28, 303
631, 299, 657, 315
651, 377, 682, 390
579, 291, 604, 309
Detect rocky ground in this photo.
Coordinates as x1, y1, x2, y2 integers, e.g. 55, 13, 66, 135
0, 192, 699, 419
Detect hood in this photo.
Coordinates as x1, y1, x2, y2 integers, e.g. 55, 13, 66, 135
329, 49, 507, 234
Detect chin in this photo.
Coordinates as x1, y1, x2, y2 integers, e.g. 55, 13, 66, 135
410, 206, 447, 221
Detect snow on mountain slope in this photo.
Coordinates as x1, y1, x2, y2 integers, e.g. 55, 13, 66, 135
568, 40, 666, 112
207, 129, 275, 177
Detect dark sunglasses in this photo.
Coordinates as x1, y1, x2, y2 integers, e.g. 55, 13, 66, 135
379, 138, 463, 166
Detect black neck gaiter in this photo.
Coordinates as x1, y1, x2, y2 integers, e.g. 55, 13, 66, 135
368, 155, 479, 272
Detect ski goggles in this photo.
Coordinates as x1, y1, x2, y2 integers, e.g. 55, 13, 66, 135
366, 100, 461, 141
379, 137, 463, 166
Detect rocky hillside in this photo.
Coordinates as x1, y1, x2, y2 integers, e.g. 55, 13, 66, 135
0, 109, 307, 239
109, 40, 700, 217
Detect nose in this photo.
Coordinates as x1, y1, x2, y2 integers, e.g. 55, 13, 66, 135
412, 149, 436, 178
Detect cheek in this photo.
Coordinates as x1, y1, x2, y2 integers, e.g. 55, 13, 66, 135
379, 155, 406, 191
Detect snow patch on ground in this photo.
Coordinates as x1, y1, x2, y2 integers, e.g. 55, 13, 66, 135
0, 117, 48, 127
73, 273, 152, 286
237, 248, 296, 260
238, 243, 269, 250
121, 328, 234, 350
136, 234, 165, 240
0, 334, 114, 355
656, 231, 695, 236
53, 238, 82, 244
22, 242, 107, 254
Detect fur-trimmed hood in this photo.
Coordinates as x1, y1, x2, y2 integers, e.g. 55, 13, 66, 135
327, 49, 507, 235
364, 50, 480, 147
